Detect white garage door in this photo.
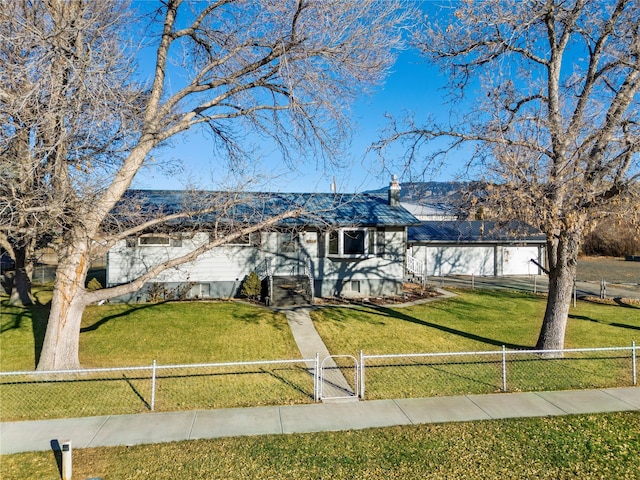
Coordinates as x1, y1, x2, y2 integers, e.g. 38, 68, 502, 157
423, 246, 495, 276
502, 246, 539, 275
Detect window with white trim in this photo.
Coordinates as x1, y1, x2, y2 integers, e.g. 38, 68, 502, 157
216, 231, 261, 247
279, 232, 298, 253
138, 235, 182, 247
327, 229, 375, 258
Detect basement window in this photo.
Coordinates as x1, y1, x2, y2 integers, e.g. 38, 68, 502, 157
347, 280, 361, 293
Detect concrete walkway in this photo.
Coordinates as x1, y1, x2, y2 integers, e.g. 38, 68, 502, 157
281, 288, 457, 401
284, 307, 356, 401
2, 387, 638, 454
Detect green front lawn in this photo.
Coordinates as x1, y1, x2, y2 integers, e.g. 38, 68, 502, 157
311, 290, 640, 398
1, 288, 638, 420
1, 295, 299, 371
311, 289, 640, 354
1, 297, 311, 420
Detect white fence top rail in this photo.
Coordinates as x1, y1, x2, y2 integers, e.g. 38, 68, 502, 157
362, 344, 635, 361
1, 344, 634, 377
154, 358, 315, 371
0, 357, 316, 377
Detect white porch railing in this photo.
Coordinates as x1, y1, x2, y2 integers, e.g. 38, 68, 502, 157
407, 253, 425, 278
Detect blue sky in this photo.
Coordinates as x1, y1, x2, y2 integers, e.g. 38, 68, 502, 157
131, 3, 461, 194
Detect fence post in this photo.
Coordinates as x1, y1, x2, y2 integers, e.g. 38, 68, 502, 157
150, 360, 156, 411
314, 353, 320, 402
471, 273, 475, 290
61, 440, 72, 480
633, 341, 637, 386
359, 350, 365, 399
501, 346, 507, 392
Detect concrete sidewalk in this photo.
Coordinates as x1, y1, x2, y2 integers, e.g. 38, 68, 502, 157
1, 387, 638, 455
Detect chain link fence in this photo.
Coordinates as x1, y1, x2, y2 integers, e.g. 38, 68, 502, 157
0, 359, 317, 422
1, 345, 636, 422
424, 274, 640, 300
359, 344, 637, 400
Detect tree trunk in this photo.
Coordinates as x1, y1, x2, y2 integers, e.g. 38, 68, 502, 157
36, 242, 91, 371
7, 246, 34, 306
535, 233, 580, 351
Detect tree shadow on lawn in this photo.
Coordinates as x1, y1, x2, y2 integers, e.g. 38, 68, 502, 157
1, 304, 32, 333
1, 297, 52, 369
82, 300, 284, 333
569, 314, 640, 332
369, 305, 530, 350
21, 299, 162, 368
580, 296, 640, 310
613, 298, 640, 309
80, 301, 173, 333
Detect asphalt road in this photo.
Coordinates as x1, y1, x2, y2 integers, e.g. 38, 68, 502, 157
425, 274, 640, 301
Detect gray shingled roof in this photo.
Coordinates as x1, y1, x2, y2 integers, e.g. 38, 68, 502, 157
118, 190, 420, 228
409, 220, 546, 244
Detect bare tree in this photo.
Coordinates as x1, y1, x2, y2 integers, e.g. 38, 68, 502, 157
376, 0, 639, 350
0, 0, 143, 306
1, 0, 406, 370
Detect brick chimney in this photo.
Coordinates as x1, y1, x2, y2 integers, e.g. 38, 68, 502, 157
388, 175, 401, 207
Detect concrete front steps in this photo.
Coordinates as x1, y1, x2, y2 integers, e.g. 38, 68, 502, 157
268, 275, 313, 307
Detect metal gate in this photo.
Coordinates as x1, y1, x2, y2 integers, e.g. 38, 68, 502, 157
319, 355, 359, 401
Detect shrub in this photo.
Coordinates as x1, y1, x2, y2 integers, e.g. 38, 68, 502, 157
86, 278, 103, 291
241, 272, 262, 300
147, 283, 166, 302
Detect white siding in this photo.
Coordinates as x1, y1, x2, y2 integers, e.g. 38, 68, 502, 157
410, 244, 544, 277
315, 228, 406, 296
107, 227, 408, 298
107, 232, 268, 285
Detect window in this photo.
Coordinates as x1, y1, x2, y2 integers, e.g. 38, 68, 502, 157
218, 232, 260, 247
328, 231, 339, 255
138, 235, 182, 247
189, 283, 211, 299
279, 232, 298, 253
344, 230, 365, 255
327, 229, 375, 258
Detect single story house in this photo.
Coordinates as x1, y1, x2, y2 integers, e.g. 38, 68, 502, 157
106, 178, 420, 305
407, 220, 547, 277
